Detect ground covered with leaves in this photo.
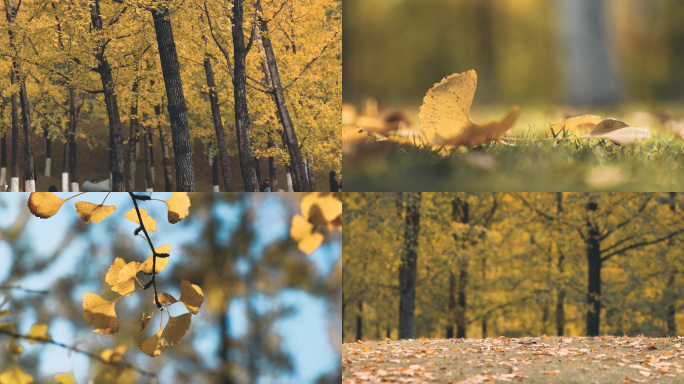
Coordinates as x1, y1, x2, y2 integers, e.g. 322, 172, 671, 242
343, 336, 684, 383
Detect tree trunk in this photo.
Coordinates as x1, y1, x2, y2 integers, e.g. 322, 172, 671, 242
398, 192, 421, 339
212, 153, 219, 192
0, 132, 5, 188
307, 156, 316, 191
61, 142, 69, 191
150, 7, 195, 191
586, 206, 602, 336
254, 156, 262, 184
9, 72, 18, 192
43, 122, 51, 177
128, 80, 139, 191
257, 13, 309, 192
456, 260, 468, 339
68, 87, 79, 192
154, 104, 173, 192
286, 165, 293, 192
148, 128, 155, 184
18, 75, 35, 191
91, 0, 124, 191
556, 0, 620, 106
144, 118, 153, 192
230, 0, 259, 192
446, 271, 455, 339
355, 300, 363, 341
203, 56, 233, 191
555, 192, 565, 336
267, 132, 278, 192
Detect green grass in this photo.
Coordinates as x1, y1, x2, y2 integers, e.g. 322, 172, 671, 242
344, 126, 684, 192
343, 336, 684, 383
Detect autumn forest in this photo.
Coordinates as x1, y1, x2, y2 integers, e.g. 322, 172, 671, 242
0, 0, 341, 192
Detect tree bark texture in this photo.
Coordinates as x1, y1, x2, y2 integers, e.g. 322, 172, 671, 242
398, 192, 421, 339
128, 80, 139, 191
43, 122, 51, 177
91, 0, 124, 191
267, 133, 278, 192
258, 14, 309, 191
9, 72, 18, 191
155, 104, 173, 192
203, 56, 233, 191
151, 8, 195, 191
555, 192, 565, 336
355, 300, 363, 342
586, 205, 602, 336
68, 87, 79, 191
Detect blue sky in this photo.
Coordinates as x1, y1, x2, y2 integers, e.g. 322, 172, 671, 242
0, 193, 341, 383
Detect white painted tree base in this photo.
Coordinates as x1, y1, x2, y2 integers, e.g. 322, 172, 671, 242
62, 173, 69, 191
44, 158, 51, 177
25, 179, 35, 192
212, 185, 219, 192
146, 187, 153, 193
286, 172, 293, 192
0, 167, 6, 189
10, 177, 18, 192
71, 182, 79, 192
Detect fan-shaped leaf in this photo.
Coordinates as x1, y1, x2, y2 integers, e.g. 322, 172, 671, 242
291, 215, 324, 255
27, 323, 50, 344
27, 193, 67, 219
106, 258, 136, 296
83, 293, 118, 334
159, 313, 192, 347
139, 244, 171, 274
179, 280, 204, 315
75, 202, 116, 224
165, 193, 190, 224
125, 208, 157, 232
140, 329, 166, 357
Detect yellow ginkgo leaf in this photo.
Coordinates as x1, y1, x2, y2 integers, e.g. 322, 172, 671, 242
140, 329, 166, 357
581, 118, 651, 146
291, 215, 324, 255
179, 280, 204, 315
141, 313, 153, 331
300, 192, 321, 219
419, 70, 520, 147
27, 193, 67, 219
106, 258, 136, 296
27, 323, 50, 344
139, 244, 171, 275
0, 365, 33, 384
75, 201, 116, 224
298, 232, 325, 255
159, 313, 192, 347
100, 344, 127, 363
125, 208, 157, 232
83, 293, 119, 334
165, 193, 191, 224
117, 261, 142, 293
8, 340, 23, 355
157, 293, 177, 305
548, 114, 604, 135
54, 373, 76, 384
308, 194, 342, 225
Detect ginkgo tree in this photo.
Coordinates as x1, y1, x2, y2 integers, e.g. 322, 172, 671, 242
26, 191, 204, 357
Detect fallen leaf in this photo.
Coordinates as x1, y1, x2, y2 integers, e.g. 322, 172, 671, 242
548, 115, 604, 135
419, 70, 520, 147
581, 118, 650, 145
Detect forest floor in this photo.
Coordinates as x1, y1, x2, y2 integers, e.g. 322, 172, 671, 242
4, 122, 334, 192
344, 105, 684, 191
343, 336, 684, 383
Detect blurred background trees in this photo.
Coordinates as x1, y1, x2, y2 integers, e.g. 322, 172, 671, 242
0, 193, 341, 383
343, 0, 684, 108
343, 193, 684, 341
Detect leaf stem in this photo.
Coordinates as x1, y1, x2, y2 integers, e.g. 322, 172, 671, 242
128, 193, 162, 309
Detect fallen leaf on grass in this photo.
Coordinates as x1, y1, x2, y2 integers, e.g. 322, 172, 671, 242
547, 115, 604, 135
582, 118, 651, 146
419, 70, 520, 147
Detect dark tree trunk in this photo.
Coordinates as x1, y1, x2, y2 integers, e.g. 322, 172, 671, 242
150, 8, 195, 191
91, 0, 124, 191
481, 257, 487, 338
203, 56, 233, 191
43, 121, 51, 177
586, 204, 602, 337
257, 13, 309, 192
231, 0, 259, 192
555, 192, 565, 336
61, 142, 69, 191
154, 104, 173, 192
68, 87, 79, 191
254, 156, 262, 184
398, 192, 421, 339
128, 80, 139, 191
18, 73, 35, 191
446, 271, 455, 339
144, 118, 153, 191
10, 72, 18, 191
666, 193, 677, 336
456, 261, 468, 339
267, 132, 278, 192
355, 300, 363, 341
212, 153, 219, 192
0, 132, 5, 187
148, 127, 155, 184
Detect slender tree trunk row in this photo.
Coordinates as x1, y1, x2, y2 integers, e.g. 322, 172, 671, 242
398, 192, 421, 339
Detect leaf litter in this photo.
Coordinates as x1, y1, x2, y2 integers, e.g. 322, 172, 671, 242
343, 335, 684, 383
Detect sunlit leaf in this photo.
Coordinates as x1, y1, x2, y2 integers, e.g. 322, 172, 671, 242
582, 118, 651, 146
0, 365, 33, 384
139, 244, 171, 275
159, 313, 192, 347
27, 193, 67, 219
125, 208, 157, 232
165, 193, 191, 224
140, 313, 153, 332
179, 280, 204, 315
83, 293, 118, 334
291, 215, 324, 255
27, 323, 50, 344
106, 258, 136, 296
157, 293, 177, 305
140, 329, 166, 357
100, 344, 127, 363
74, 201, 116, 224
548, 115, 604, 135
54, 373, 76, 384
419, 70, 520, 147
309, 194, 342, 225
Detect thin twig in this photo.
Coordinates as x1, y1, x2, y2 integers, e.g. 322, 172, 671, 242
0, 329, 157, 377
128, 193, 162, 308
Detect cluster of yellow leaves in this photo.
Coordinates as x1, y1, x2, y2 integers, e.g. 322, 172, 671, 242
290, 193, 342, 255
27, 192, 191, 225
